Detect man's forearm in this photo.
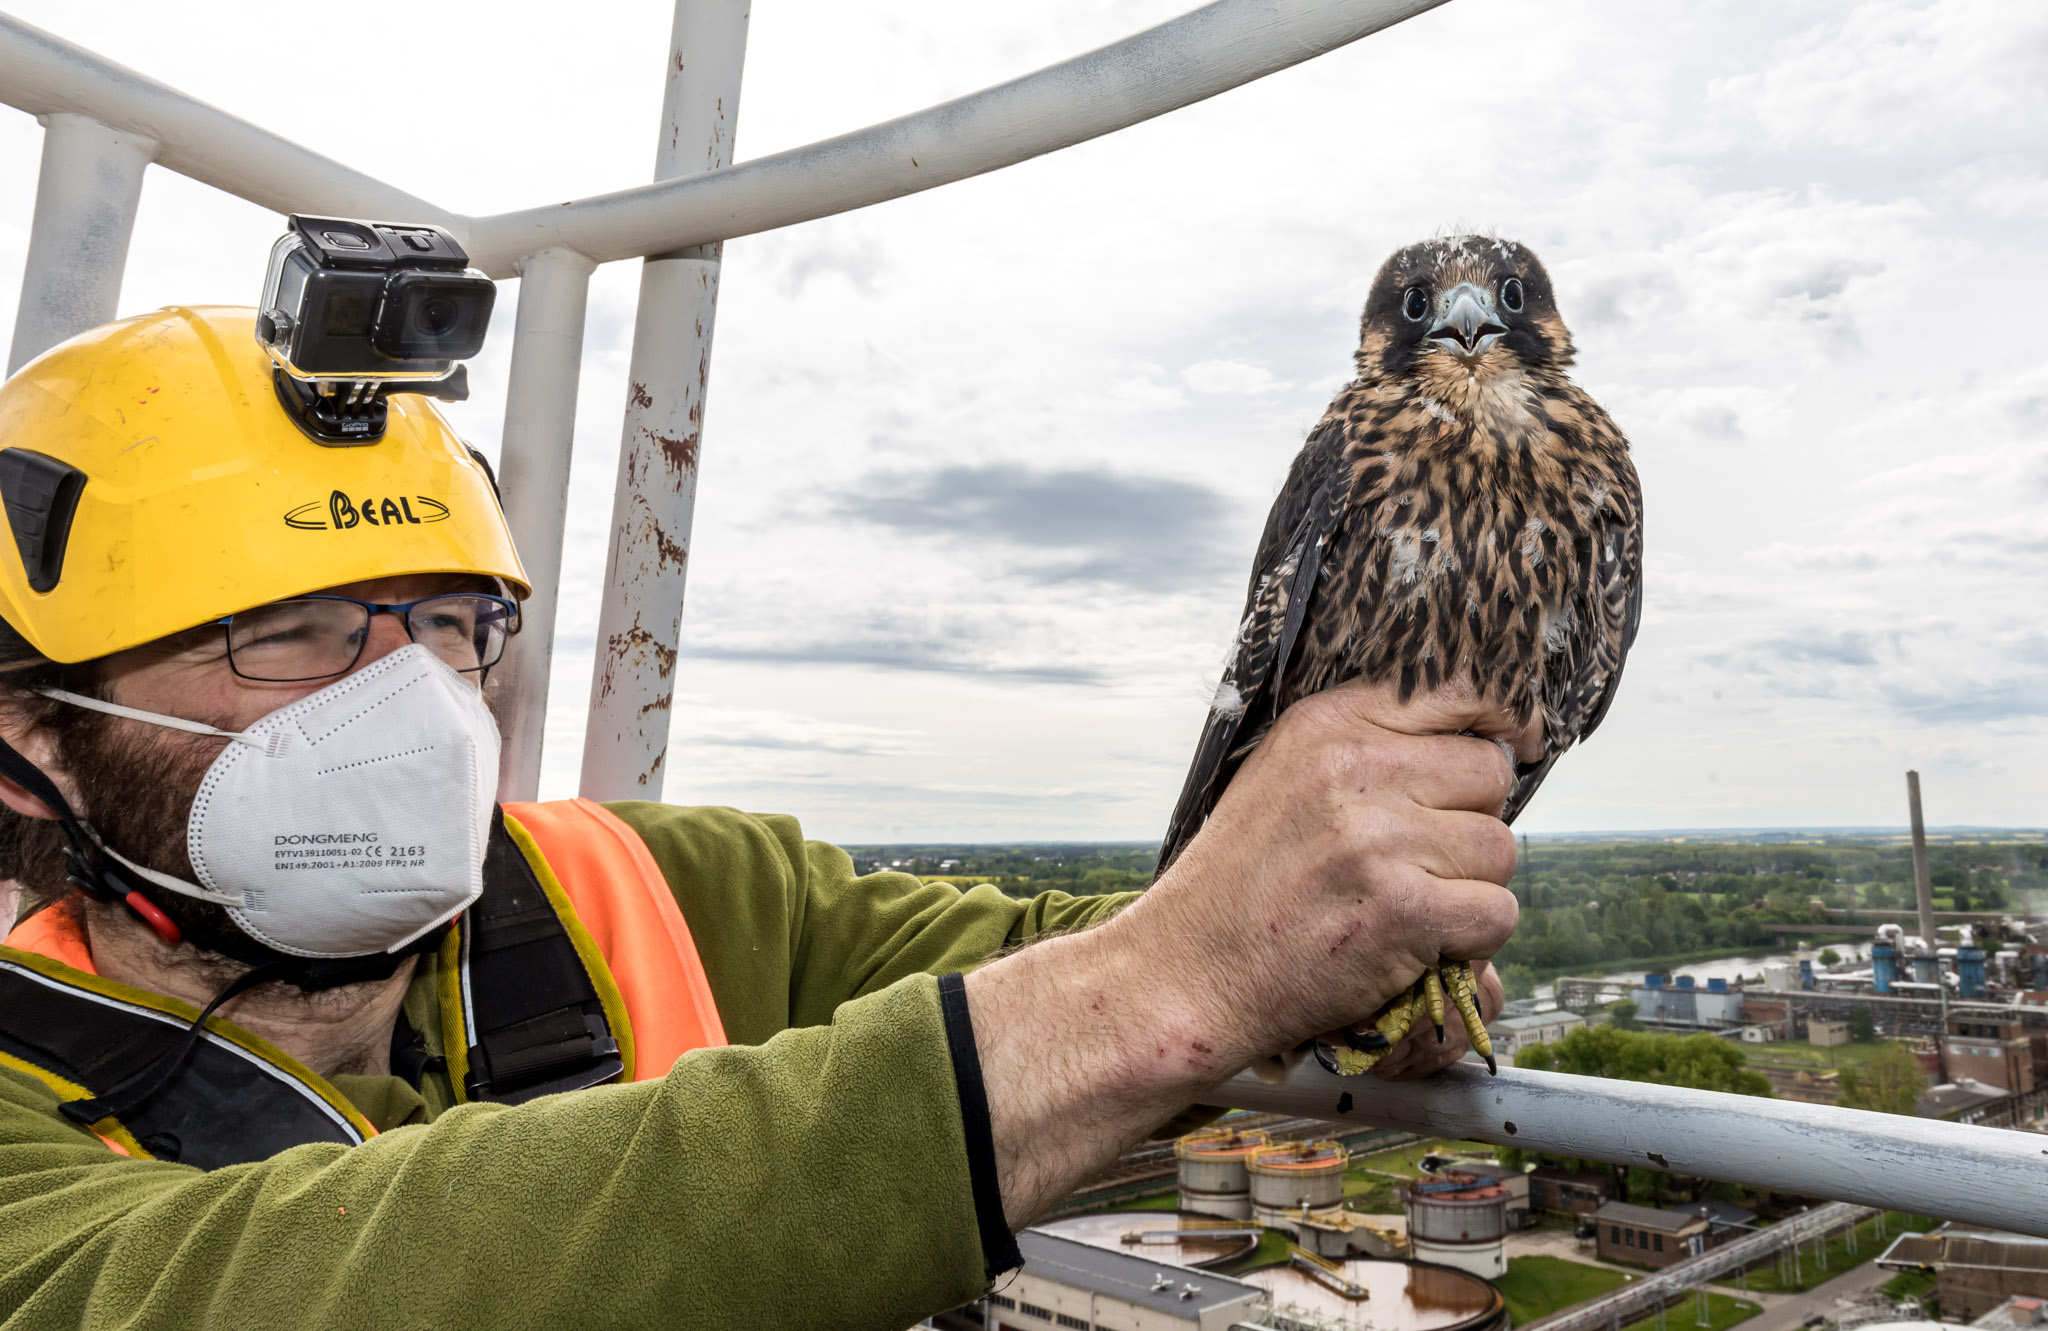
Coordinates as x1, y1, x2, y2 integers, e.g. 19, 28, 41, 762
964, 912, 1235, 1228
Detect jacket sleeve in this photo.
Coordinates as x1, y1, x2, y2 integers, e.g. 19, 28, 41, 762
0, 975, 988, 1331
604, 802, 1134, 1035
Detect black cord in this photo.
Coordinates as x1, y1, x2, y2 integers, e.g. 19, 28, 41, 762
60, 958, 290, 1129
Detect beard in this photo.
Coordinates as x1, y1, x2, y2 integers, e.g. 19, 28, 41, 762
54, 705, 288, 972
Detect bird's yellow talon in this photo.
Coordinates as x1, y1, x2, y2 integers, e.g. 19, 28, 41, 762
1442, 962, 1497, 1075
1423, 968, 1447, 1043
1317, 979, 1426, 1077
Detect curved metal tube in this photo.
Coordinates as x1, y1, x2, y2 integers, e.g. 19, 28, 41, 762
461, 0, 1451, 273
1, 1, 1448, 276
1221, 1060, 2048, 1237
0, 13, 455, 230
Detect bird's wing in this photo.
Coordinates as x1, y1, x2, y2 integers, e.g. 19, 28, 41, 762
1157, 424, 1345, 872
1503, 479, 1644, 824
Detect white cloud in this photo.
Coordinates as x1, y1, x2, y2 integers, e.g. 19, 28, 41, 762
1, 0, 2044, 838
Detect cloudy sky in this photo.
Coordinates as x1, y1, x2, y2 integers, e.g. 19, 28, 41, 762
2, 0, 2044, 842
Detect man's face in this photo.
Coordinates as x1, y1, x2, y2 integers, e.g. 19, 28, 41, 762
101, 572, 494, 731
7, 572, 497, 961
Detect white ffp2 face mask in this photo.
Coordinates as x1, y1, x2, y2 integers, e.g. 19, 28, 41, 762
42, 644, 499, 959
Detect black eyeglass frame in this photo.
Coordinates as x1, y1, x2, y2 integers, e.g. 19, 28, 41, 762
206, 592, 523, 684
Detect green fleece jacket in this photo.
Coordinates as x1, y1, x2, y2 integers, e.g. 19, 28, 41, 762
0, 802, 1132, 1331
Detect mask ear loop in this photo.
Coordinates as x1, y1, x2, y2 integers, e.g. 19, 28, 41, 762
0, 731, 186, 947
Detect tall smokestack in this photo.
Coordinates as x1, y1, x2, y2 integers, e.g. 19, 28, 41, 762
1907, 770, 1937, 951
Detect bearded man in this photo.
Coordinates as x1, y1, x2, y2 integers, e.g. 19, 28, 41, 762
0, 307, 1518, 1330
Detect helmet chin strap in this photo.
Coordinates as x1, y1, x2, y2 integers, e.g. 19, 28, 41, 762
0, 729, 186, 947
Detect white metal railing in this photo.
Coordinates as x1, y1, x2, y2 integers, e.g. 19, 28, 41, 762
7, 1, 2046, 1247
1222, 1061, 2048, 1237
0, 0, 1451, 800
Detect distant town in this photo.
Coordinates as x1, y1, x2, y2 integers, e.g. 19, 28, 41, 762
895, 829, 2048, 1331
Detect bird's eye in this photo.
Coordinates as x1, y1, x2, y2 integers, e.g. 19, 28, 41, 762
1402, 287, 1430, 321
1500, 277, 1525, 313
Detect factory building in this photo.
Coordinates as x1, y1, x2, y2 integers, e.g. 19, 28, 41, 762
1593, 1201, 1712, 1268
983, 1230, 1267, 1331
1529, 1167, 1616, 1217
1879, 1227, 2048, 1322
1634, 975, 1746, 1030
1484, 1009, 1585, 1061
1945, 1016, 2037, 1095
1173, 1127, 1270, 1219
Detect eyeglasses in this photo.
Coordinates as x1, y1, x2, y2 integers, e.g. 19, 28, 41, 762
209, 593, 521, 683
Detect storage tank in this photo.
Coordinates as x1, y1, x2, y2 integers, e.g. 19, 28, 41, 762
1635, 974, 1666, 1023
1174, 1127, 1270, 1219
1036, 1211, 1259, 1269
1402, 1176, 1509, 1279
1242, 1257, 1507, 1331
1247, 1140, 1348, 1226
1872, 940, 1897, 994
1958, 946, 1987, 999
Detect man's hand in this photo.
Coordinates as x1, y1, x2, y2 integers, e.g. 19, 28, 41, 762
964, 678, 1527, 1227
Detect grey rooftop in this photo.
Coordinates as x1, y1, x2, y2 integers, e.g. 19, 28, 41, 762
1014, 1229, 1262, 1317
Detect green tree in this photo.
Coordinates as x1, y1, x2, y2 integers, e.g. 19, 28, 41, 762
1819, 948, 1842, 966
1837, 1042, 1927, 1116
1511, 1026, 1771, 1203
1849, 1007, 1877, 1043
1608, 998, 1641, 1030
1499, 963, 1538, 1002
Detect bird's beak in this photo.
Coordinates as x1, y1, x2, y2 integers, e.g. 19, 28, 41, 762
1428, 283, 1508, 357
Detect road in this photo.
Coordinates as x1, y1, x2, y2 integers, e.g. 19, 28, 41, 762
1709, 1262, 1893, 1331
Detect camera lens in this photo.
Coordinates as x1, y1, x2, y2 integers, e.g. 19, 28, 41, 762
372, 270, 496, 362
414, 297, 461, 338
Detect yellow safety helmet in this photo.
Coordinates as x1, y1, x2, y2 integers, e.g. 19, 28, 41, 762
0, 305, 527, 663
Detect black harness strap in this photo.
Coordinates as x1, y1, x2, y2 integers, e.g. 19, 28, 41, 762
0, 958, 364, 1168
457, 815, 622, 1105
0, 809, 625, 1169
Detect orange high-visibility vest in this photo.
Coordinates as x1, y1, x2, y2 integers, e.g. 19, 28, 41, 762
0, 799, 723, 1165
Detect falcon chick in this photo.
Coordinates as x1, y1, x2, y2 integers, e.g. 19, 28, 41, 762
1160, 235, 1643, 1077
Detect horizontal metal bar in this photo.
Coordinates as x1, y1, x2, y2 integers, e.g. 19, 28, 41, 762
1219, 1061, 2048, 1237
0, 14, 456, 230
462, 0, 1450, 272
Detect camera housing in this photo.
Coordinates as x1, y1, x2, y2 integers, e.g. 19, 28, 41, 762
257, 216, 496, 443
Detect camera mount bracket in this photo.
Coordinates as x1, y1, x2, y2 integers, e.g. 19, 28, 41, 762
272, 365, 470, 446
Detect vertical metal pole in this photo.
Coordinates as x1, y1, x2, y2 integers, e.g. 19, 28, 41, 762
1908, 771, 1937, 952
7, 114, 155, 373
580, 0, 750, 800
491, 246, 597, 800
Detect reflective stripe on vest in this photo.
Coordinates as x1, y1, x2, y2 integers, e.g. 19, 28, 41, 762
503, 799, 726, 1076
0, 799, 721, 1165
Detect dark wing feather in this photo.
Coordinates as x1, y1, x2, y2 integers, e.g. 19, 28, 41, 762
1502, 496, 1644, 824
1157, 425, 1344, 871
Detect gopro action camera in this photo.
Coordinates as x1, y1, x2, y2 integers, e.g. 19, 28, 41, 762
257, 216, 496, 443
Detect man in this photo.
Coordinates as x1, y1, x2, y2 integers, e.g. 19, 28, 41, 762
0, 307, 1521, 1329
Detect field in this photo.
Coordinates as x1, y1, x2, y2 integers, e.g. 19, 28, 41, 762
1738, 1040, 1908, 1074
1493, 1255, 1630, 1325
1621, 1290, 1761, 1331
1351, 1138, 1500, 1176
1743, 1211, 1939, 1294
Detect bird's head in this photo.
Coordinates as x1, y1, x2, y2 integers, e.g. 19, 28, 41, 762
1354, 235, 1575, 382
